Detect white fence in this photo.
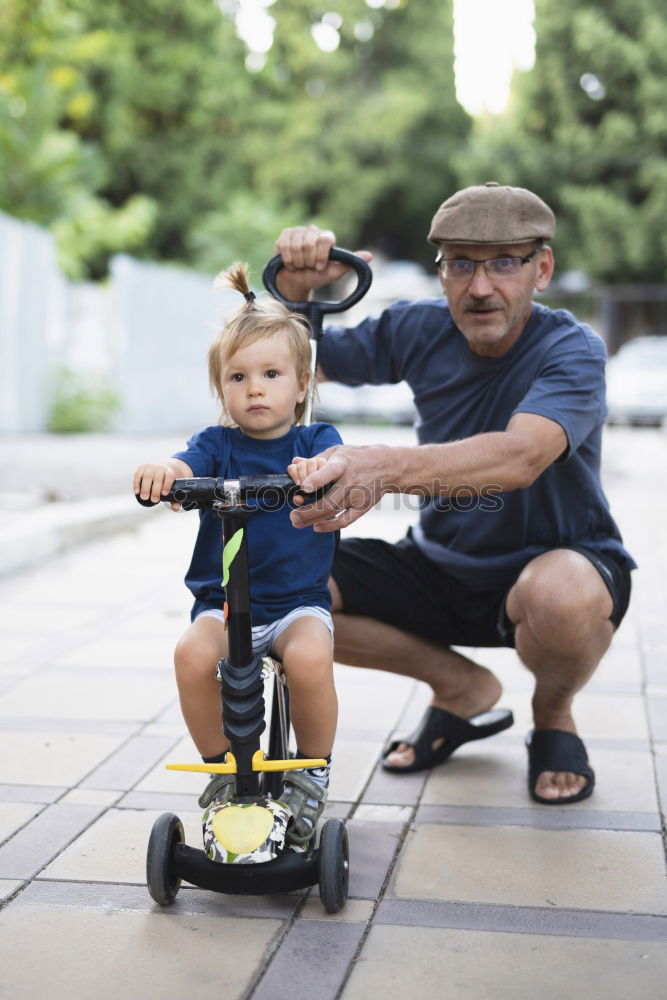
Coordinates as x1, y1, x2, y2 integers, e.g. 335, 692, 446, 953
0, 212, 236, 434
0, 212, 434, 434
0, 212, 67, 432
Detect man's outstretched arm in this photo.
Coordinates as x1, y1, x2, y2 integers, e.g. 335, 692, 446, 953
288, 412, 568, 532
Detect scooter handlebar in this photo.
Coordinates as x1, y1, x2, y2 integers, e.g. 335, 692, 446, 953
262, 247, 372, 327
135, 475, 329, 510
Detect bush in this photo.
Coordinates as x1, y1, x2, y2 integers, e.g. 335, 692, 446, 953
48, 367, 119, 433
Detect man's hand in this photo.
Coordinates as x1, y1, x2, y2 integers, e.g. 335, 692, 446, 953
288, 444, 397, 532
274, 225, 372, 301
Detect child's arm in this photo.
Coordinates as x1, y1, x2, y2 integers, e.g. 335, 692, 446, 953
133, 458, 193, 508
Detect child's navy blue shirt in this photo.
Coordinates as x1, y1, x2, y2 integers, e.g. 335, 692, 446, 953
173, 422, 342, 624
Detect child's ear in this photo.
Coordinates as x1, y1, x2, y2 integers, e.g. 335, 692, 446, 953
296, 375, 309, 404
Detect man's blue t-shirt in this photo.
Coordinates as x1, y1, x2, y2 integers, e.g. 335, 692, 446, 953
318, 299, 635, 588
173, 423, 342, 623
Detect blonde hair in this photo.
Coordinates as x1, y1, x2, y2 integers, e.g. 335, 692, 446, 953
209, 262, 313, 425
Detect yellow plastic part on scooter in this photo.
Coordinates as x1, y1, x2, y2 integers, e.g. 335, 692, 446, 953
165, 749, 326, 774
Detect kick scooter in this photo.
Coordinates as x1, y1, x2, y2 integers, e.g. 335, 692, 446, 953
137, 248, 372, 913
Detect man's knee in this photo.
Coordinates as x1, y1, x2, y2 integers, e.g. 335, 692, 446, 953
507, 550, 613, 633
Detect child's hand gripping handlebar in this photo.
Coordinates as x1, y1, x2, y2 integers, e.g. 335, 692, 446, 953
135, 475, 330, 509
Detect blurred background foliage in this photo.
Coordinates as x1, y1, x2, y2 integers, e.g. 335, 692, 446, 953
1, 0, 665, 282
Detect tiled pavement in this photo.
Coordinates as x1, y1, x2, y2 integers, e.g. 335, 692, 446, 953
0, 427, 666, 999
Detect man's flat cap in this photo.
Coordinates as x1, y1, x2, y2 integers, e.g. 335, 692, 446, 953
428, 181, 555, 246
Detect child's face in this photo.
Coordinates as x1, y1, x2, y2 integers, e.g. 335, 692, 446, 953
220, 332, 307, 439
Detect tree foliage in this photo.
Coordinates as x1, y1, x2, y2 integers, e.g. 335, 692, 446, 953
0, 0, 469, 278
452, 0, 667, 282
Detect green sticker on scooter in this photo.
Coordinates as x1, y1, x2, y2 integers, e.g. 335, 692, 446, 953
221, 527, 244, 588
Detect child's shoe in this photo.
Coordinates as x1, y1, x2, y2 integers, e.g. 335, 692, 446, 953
198, 773, 236, 809
280, 768, 329, 850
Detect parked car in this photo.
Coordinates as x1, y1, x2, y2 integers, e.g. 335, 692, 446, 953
606, 336, 667, 426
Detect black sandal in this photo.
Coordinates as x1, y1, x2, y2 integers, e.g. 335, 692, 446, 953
382, 705, 514, 774
526, 729, 595, 805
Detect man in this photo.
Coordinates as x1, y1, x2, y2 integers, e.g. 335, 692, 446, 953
276, 182, 634, 804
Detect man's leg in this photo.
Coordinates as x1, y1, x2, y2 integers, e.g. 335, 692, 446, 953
505, 549, 614, 800
330, 578, 503, 768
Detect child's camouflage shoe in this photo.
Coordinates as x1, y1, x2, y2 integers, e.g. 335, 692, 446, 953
198, 773, 236, 809
279, 770, 327, 850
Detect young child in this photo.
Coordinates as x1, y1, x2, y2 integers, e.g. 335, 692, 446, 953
133, 263, 342, 848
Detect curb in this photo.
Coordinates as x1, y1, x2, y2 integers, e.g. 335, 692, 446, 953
0, 495, 152, 580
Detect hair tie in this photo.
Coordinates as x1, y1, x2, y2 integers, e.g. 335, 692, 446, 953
244, 290, 256, 304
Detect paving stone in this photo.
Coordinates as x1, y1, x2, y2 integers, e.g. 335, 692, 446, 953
79, 732, 181, 791
0, 668, 175, 721
0, 802, 45, 844
342, 925, 667, 1000
375, 898, 667, 940
299, 897, 374, 922
361, 762, 427, 806
494, 690, 650, 740
643, 646, 667, 686
0, 878, 24, 902
60, 789, 121, 807
334, 666, 413, 732
415, 804, 661, 833
0, 729, 127, 786
253, 919, 365, 1000
133, 735, 209, 796
647, 696, 667, 741
354, 804, 412, 824
0, 803, 104, 880
328, 740, 379, 803
0, 900, 283, 1000
20, 878, 300, 918
0, 783, 67, 804
421, 743, 659, 813
39, 808, 202, 885
53, 634, 178, 671
347, 818, 406, 900
391, 824, 667, 914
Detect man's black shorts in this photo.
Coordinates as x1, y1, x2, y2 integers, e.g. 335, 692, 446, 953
331, 531, 632, 649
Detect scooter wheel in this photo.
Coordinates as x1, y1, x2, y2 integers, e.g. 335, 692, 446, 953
146, 812, 184, 905
318, 819, 349, 914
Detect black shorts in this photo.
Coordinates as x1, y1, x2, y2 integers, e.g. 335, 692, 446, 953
331, 532, 632, 650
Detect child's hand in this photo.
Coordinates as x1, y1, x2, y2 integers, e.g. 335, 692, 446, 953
133, 463, 181, 509
288, 454, 329, 504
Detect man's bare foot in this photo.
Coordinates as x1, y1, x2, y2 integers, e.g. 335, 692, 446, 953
384, 663, 503, 769
530, 713, 589, 800
528, 711, 593, 802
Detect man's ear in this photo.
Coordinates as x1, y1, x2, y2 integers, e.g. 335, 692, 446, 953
535, 247, 555, 292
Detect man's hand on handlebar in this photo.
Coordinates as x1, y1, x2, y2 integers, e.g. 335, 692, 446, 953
288, 444, 394, 531
274, 226, 372, 301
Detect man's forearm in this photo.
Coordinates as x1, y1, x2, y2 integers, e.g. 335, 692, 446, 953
379, 433, 541, 497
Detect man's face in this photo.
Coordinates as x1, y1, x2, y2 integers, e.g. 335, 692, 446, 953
437, 241, 554, 357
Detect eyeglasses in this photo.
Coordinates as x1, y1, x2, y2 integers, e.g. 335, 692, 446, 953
435, 247, 544, 280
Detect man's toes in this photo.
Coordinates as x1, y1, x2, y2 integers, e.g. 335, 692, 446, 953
535, 770, 587, 799
385, 743, 415, 768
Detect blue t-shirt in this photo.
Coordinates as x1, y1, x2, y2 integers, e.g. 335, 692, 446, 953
173, 423, 342, 623
319, 299, 635, 588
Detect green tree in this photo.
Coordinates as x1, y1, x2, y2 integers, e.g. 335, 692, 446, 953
453, 0, 667, 282
223, 0, 470, 266
1, 0, 469, 277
